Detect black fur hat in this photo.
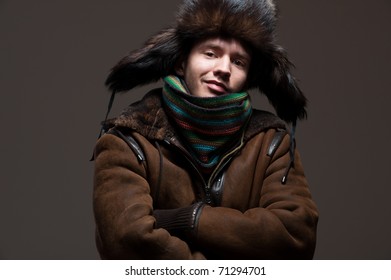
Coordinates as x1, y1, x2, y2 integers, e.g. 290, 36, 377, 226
105, 0, 307, 123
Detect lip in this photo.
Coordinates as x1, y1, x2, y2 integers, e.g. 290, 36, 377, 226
205, 80, 229, 94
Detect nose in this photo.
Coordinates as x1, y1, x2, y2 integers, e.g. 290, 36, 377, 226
214, 56, 231, 80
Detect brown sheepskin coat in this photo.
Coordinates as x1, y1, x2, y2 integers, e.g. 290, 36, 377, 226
93, 89, 318, 259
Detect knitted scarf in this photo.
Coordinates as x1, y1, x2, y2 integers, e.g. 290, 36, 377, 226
162, 75, 252, 175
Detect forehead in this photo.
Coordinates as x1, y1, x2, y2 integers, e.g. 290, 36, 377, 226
191, 37, 251, 59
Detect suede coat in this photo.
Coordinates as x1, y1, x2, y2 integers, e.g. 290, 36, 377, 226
93, 89, 318, 259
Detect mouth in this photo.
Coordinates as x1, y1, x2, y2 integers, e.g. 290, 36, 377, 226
205, 80, 229, 94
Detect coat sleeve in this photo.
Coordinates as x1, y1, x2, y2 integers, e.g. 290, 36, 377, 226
93, 133, 205, 259
193, 132, 319, 259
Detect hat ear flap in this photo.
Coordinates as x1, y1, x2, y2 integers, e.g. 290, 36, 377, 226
105, 28, 179, 93
259, 45, 307, 123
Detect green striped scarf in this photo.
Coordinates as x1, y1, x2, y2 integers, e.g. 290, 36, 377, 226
162, 75, 252, 175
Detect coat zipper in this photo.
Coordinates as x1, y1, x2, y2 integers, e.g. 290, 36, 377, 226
165, 131, 245, 204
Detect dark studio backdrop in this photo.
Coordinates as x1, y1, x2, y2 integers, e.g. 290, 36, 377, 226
1, 0, 390, 259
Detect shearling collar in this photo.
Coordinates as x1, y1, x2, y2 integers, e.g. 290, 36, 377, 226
104, 88, 286, 142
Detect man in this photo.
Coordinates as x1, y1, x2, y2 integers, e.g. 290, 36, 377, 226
93, 0, 318, 259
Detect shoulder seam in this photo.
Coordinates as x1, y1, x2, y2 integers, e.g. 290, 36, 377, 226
267, 129, 287, 157
108, 128, 145, 162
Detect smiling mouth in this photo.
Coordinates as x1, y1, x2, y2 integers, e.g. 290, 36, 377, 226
205, 80, 229, 94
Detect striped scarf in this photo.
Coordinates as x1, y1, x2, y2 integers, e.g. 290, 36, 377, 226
162, 75, 252, 175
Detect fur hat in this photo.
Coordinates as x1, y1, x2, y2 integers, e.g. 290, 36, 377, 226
105, 0, 307, 123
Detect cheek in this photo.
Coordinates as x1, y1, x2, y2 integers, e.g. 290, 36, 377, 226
185, 62, 211, 89
189, 56, 214, 75
232, 71, 248, 91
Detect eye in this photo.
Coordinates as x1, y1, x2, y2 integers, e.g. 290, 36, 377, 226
233, 59, 246, 68
204, 50, 216, 58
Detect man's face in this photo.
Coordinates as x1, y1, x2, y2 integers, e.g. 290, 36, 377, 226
177, 37, 251, 98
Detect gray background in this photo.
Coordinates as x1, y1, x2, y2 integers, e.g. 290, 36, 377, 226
1, 0, 390, 259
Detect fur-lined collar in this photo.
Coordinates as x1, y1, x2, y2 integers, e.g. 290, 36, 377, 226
105, 88, 286, 142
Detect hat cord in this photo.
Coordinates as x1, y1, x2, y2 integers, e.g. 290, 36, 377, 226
98, 90, 117, 138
